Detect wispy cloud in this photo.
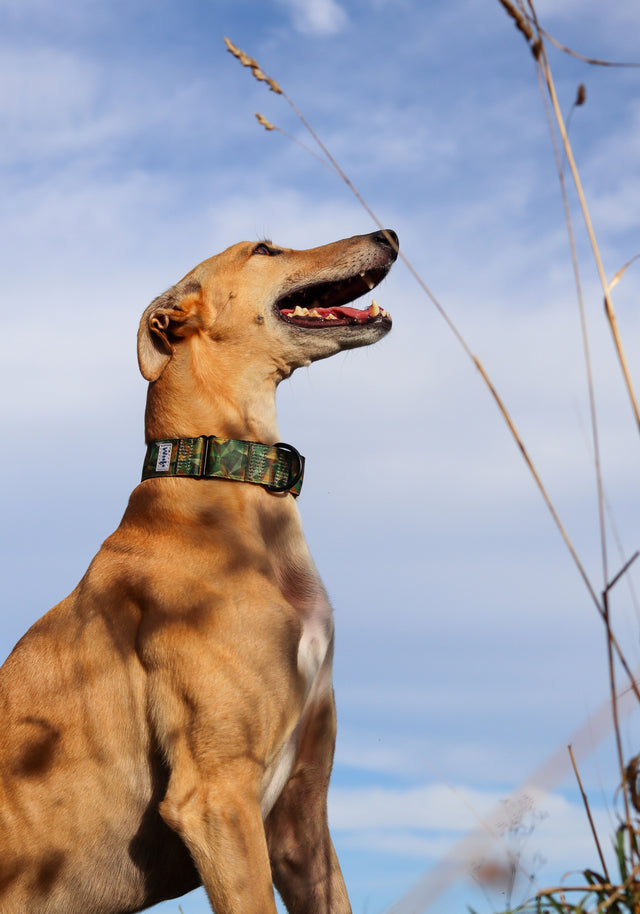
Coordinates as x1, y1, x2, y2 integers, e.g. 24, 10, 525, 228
277, 0, 348, 35
330, 782, 618, 912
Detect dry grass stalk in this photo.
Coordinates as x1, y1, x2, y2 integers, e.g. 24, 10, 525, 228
506, 1, 640, 68
520, 5, 640, 436
602, 551, 640, 835
255, 111, 336, 172
594, 858, 640, 914
531, 859, 640, 913
521, 0, 640, 854
602, 294, 640, 433
529, 29, 640, 782
569, 744, 610, 882
626, 756, 640, 814
608, 253, 640, 294
497, 0, 541, 57
470, 354, 601, 607
537, 882, 614, 894
527, 25, 632, 842
531, 57, 608, 590
541, 30, 640, 68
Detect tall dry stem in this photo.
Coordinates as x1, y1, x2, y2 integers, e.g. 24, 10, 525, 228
569, 745, 610, 882
522, 0, 639, 857
520, 2, 640, 437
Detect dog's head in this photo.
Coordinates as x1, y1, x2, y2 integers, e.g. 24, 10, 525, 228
137, 230, 398, 384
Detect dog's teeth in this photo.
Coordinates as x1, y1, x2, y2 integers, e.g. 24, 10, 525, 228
326, 313, 337, 320
292, 306, 309, 317
309, 309, 321, 318
370, 299, 380, 317
360, 272, 375, 291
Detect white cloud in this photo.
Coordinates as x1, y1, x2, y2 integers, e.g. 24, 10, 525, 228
330, 782, 504, 833
0, 48, 96, 120
0, 47, 108, 165
330, 782, 620, 913
278, 0, 348, 35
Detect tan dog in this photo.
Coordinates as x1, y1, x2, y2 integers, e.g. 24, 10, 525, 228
0, 229, 398, 914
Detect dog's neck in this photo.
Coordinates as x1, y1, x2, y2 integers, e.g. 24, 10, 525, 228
144, 344, 282, 446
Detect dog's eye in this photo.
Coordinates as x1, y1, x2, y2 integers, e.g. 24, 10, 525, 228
252, 243, 281, 257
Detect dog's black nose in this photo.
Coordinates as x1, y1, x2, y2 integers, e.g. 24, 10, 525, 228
372, 229, 399, 259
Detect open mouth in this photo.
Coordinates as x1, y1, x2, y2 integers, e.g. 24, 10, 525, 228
275, 268, 392, 329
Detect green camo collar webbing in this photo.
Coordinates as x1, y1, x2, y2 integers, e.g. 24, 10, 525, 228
141, 436, 305, 497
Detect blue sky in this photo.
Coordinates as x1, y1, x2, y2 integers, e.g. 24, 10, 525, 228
2, 0, 640, 912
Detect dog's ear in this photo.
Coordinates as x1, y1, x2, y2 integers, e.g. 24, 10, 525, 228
137, 282, 203, 381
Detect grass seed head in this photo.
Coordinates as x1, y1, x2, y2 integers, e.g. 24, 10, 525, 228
255, 112, 275, 131
223, 37, 283, 94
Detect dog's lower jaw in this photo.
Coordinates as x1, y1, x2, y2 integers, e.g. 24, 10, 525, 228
277, 311, 391, 371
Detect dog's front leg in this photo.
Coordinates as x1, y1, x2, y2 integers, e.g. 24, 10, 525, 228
159, 755, 278, 914
265, 693, 351, 914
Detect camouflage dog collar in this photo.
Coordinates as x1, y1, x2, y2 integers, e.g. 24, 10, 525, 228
141, 436, 305, 497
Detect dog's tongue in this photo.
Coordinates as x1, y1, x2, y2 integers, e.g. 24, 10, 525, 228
329, 305, 373, 322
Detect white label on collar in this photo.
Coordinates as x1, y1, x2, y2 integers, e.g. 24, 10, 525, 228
156, 442, 173, 472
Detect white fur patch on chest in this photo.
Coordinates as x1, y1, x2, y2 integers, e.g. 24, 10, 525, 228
260, 597, 334, 819
296, 607, 333, 694
261, 735, 298, 819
